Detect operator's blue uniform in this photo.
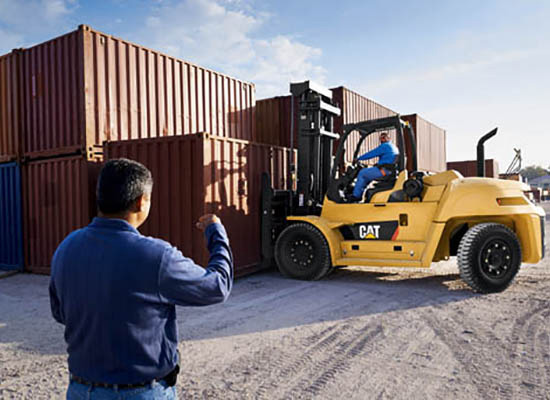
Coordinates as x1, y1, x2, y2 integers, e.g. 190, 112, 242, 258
49, 217, 233, 389
352, 141, 399, 199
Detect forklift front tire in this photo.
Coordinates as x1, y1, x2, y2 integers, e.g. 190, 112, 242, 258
457, 223, 522, 293
275, 223, 332, 280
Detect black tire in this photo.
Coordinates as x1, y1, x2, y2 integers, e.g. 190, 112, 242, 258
275, 223, 332, 280
457, 223, 522, 293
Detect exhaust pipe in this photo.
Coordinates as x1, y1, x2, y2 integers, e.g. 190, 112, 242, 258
477, 128, 498, 177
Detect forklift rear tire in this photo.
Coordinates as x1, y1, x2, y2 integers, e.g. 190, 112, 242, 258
457, 223, 522, 293
275, 223, 332, 280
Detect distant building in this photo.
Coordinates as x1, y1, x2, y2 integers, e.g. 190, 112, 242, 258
528, 175, 550, 189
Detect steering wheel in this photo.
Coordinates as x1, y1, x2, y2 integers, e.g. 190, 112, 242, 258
333, 160, 362, 200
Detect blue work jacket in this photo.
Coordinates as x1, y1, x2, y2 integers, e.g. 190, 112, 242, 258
358, 141, 399, 165
49, 217, 233, 384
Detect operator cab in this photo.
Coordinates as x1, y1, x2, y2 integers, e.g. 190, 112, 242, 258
326, 115, 422, 204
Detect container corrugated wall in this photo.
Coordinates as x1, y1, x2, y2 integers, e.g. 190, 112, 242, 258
0, 162, 23, 270
0, 52, 21, 162
401, 114, 446, 172
203, 135, 293, 274
256, 96, 297, 147
447, 159, 499, 178
331, 87, 398, 163
105, 133, 293, 276
19, 25, 256, 159
255, 87, 397, 163
20, 30, 86, 158
22, 156, 101, 273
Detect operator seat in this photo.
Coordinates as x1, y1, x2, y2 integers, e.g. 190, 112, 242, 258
364, 166, 398, 203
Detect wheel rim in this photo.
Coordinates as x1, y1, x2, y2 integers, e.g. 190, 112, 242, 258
479, 239, 513, 283
289, 238, 315, 270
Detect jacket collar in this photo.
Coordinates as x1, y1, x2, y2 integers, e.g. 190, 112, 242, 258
89, 217, 140, 234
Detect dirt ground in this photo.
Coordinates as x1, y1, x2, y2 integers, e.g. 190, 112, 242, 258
1, 203, 549, 400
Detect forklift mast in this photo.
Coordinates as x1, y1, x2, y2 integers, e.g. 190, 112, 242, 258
290, 81, 341, 214
261, 81, 340, 267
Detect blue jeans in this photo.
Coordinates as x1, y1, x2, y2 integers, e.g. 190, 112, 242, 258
67, 379, 177, 400
353, 167, 385, 199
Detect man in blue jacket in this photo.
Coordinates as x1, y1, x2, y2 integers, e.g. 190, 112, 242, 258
350, 132, 399, 202
49, 158, 233, 399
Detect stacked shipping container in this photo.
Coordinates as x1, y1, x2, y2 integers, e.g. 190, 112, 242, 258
19, 25, 255, 160
22, 157, 101, 273
1, 25, 282, 275
255, 87, 447, 169
0, 52, 24, 271
105, 133, 294, 276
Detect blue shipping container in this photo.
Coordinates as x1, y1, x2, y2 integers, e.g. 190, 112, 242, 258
0, 162, 23, 271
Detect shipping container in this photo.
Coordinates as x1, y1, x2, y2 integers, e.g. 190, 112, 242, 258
0, 51, 21, 162
256, 95, 298, 148
255, 87, 398, 164
401, 114, 446, 173
105, 133, 294, 276
19, 25, 256, 159
331, 87, 398, 164
0, 162, 23, 270
447, 159, 499, 178
22, 156, 101, 273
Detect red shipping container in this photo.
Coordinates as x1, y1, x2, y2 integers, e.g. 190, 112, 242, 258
447, 159, 499, 178
105, 133, 294, 276
331, 86, 397, 164
0, 51, 21, 162
256, 95, 298, 148
255, 87, 399, 164
22, 156, 101, 274
401, 114, 446, 173
19, 25, 256, 159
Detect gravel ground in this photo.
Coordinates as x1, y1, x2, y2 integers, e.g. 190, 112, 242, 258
1, 202, 549, 399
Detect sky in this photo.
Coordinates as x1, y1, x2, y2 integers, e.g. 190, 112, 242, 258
1, 0, 549, 170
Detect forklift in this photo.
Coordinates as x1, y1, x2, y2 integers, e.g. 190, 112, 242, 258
261, 81, 546, 293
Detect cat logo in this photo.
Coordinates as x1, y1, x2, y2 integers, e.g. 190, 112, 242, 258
339, 221, 399, 241
359, 224, 380, 240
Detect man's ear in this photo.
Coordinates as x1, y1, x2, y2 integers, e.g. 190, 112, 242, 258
133, 195, 144, 212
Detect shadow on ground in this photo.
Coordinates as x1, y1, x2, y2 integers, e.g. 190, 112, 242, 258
177, 265, 476, 341
0, 265, 474, 355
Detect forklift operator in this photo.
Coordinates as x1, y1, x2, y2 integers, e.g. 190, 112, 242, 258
350, 132, 399, 201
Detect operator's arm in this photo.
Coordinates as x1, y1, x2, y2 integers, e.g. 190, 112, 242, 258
357, 143, 387, 161
157, 222, 234, 306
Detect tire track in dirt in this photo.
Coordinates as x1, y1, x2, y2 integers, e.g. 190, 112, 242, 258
510, 300, 550, 399
281, 324, 384, 400
419, 307, 516, 399
255, 323, 356, 399
176, 322, 354, 399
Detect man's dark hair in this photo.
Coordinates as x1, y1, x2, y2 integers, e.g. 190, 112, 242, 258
96, 158, 153, 214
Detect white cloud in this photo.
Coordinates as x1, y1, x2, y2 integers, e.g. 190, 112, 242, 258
0, 0, 77, 52
250, 36, 326, 97
0, 0, 75, 27
137, 0, 325, 98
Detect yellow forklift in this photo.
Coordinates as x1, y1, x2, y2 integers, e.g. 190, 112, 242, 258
261, 81, 546, 293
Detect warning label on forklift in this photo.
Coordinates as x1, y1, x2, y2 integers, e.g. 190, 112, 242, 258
339, 221, 399, 240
